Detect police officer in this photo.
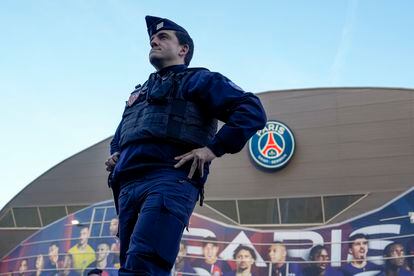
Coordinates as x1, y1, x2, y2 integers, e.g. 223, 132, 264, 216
105, 15, 267, 275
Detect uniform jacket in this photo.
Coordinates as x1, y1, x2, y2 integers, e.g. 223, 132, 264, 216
109, 64, 266, 191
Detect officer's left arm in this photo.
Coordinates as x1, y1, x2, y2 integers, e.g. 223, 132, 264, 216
174, 72, 267, 178
110, 123, 121, 155
195, 72, 267, 157
106, 123, 121, 172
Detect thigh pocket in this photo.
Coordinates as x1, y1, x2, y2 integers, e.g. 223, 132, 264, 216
163, 193, 195, 226
154, 193, 197, 268
118, 185, 134, 212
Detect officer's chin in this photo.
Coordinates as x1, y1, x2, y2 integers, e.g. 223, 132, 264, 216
149, 55, 163, 70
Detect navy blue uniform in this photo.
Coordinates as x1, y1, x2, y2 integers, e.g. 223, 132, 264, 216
110, 64, 266, 275
110, 65, 266, 184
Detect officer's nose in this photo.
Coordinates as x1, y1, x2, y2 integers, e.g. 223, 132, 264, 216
150, 38, 159, 48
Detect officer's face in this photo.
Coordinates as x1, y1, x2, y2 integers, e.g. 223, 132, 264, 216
149, 30, 188, 70
349, 238, 368, 260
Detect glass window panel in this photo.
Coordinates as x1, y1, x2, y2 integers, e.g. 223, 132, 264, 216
39, 206, 67, 225
205, 200, 238, 222
0, 209, 15, 227
238, 199, 279, 224
13, 207, 41, 227
280, 197, 323, 224
92, 208, 105, 222
101, 222, 111, 236
104, 207, 117, 221
324, 194, 364, 221
90, 222, 103, 237
67, 205, 87, 214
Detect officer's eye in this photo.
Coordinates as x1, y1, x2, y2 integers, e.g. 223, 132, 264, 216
159, 33, 170, 40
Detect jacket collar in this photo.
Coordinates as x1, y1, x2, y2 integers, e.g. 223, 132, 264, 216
157, 64, 187, 76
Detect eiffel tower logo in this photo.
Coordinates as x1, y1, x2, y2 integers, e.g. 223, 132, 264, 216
261, 132, 283, 157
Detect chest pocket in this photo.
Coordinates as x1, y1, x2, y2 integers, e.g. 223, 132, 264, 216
147, 73, 176, 103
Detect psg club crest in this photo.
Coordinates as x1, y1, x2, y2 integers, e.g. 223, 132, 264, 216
248, 120, 295, 170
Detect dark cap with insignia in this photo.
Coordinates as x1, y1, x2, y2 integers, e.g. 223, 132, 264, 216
145, 15, 190, 37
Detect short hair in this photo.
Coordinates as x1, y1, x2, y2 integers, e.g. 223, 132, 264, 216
348, 233, 369, 248
233, 245, 257, 260
203, 236, 218, 247
175, 31, 194, 66
309, 245, 327, 261
87, 268, 102, 275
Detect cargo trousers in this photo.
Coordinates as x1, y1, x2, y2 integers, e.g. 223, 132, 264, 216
117, 169, 199, 275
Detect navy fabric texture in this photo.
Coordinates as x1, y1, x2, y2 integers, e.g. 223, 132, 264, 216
118, 169, 199, 275
110, 64, 266, 186
110, 61, 266, 275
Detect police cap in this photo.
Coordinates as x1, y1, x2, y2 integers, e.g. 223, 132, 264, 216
145, 15, 189, 37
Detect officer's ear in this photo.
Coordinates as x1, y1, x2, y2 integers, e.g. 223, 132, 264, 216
178, 44, 189, 58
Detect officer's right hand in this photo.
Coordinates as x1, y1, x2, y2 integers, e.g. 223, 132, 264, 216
105, 152, 120, 172
174, 147, 216, 179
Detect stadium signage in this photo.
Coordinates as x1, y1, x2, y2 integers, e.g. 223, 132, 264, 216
3, 187, 414, 274
248, 120, 295, 170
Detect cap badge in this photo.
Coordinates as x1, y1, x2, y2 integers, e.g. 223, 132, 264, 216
156, 22, 164, 30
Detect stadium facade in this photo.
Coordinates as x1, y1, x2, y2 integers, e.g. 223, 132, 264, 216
1, 87, 413, 275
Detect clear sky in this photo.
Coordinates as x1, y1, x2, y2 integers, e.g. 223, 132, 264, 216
1, 0, 413, 210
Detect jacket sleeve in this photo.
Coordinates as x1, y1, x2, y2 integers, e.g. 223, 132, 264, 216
187, 71, 267, 157
110, 123, 122, 155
